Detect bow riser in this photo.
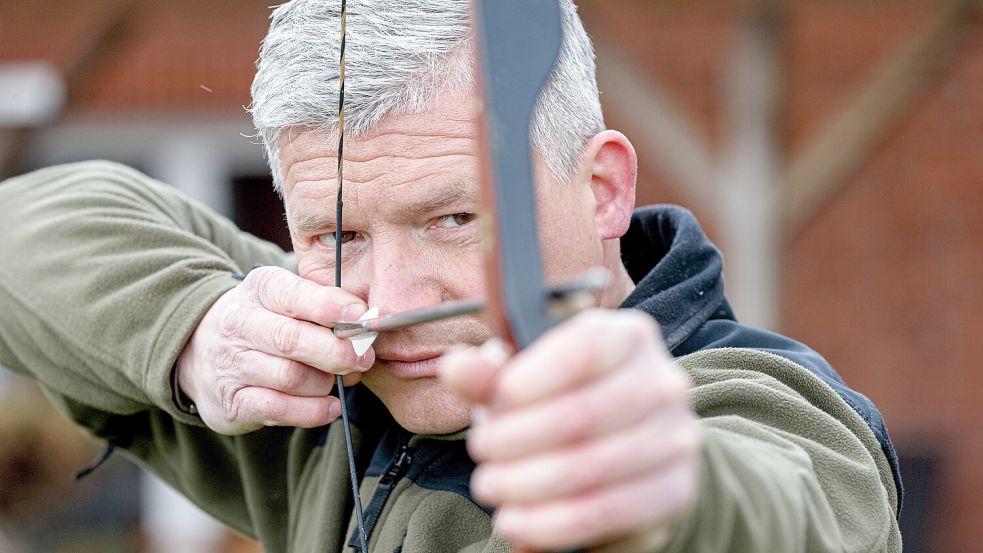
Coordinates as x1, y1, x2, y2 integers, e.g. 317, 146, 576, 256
472, 0, 564, 349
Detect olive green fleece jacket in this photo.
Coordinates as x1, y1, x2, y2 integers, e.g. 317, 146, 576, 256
0, 161, 900, 552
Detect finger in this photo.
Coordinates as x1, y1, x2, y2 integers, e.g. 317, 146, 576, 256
341, 371, 363, 388
230, 386, 341, 430
493, 458, 697, 551
469, 357, 690, 462
439, 339, 511, 405
242, 265, 367, 325
493, 310, 662, 410
230, 350, 336, 397
471, 407, 698, 505
220, 305, 373, 376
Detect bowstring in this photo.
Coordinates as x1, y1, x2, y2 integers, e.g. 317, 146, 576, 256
335, 1, 370, 551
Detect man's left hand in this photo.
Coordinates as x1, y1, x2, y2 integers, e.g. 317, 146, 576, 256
440, 310, 700, 551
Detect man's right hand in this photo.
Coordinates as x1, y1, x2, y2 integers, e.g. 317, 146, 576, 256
175, 266, 373, 434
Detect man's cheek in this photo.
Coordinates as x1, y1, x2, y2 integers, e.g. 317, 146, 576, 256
296, 258, 337, 287
431, 241, 485, 294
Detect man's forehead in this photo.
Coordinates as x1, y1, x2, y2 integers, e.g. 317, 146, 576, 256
280, 94, 479, 172
282, 129, 481, 204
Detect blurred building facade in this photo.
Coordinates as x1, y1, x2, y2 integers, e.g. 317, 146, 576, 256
1, 1, 981, 552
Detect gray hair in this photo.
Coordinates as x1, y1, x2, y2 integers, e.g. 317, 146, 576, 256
250, 0, 605, 193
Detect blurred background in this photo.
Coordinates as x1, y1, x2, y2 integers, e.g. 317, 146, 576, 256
0, 0, 979, 551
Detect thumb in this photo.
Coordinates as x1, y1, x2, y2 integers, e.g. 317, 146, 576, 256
439, 338, 511, 406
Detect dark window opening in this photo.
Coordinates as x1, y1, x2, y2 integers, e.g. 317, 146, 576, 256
231, 174, 292, 252
897, 443, 943, 553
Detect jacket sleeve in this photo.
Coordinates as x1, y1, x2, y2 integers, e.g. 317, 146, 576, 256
0, 160, 301, 544
661, 348, 901, 553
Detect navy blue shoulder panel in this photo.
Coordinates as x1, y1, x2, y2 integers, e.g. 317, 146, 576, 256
674, 316, 902, 514
363, 428, 489, 516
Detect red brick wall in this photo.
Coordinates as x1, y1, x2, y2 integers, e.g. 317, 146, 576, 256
581, 3, 983, 551
0, 0, 271, 113
785, 23, 983, 553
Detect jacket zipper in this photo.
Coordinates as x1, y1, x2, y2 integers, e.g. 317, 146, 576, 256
347, 443, 416, 552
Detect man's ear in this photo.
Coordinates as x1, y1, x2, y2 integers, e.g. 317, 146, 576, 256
579, 130, 637, 240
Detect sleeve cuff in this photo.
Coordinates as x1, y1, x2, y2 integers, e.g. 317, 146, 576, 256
144, 271, 240, 426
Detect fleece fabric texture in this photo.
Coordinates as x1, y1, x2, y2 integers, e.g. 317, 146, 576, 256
620, 205, 902, 513
0, 161, 900, 552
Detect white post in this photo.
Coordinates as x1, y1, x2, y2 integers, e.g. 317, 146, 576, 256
148, 133, 232, 216
716, 6, 783, 330
142, 134, 232, 553
140, 473, 226, 553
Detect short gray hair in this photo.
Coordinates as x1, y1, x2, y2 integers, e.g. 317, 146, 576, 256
250, 0, 605, 193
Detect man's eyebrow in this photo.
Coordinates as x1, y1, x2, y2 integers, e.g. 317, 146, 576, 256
288, 210, 334, 236
393, 184, 479, 218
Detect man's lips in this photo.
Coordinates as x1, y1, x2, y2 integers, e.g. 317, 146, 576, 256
379, 356, 443, 379
376, 351, 446, 379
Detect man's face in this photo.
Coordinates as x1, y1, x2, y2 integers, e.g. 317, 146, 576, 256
279, 92, 605, 434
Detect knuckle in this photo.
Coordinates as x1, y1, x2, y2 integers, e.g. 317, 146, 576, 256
214, 342, 242, 370
312, 290, 344, 322
640, 365, 689, 407
597, 439, 631, 477
251, 267, 292, 309
565, 455, 606, 489
227, 388, 248, 423
554, 398, 595, 440
217, 380, 238, 414
271, 319, 302, 356
274, 276, 304, 318
625, 369, 660, 408
242, 266, 276, 295
275, 361, 307, 391
218, 305, 248, 340
642, 371, 671, 406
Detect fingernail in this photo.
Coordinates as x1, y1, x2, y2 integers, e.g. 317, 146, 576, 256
328, 400, 342, 420
478, 337, 510, 365
357, 351, 374, 370
342, 303, 367, 323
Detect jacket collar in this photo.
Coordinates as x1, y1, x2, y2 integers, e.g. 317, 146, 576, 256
619, 205, 730, 352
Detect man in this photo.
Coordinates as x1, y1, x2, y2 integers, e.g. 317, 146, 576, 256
0, 0, 900, 551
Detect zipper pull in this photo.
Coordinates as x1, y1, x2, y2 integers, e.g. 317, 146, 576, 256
380, 444, 414, 484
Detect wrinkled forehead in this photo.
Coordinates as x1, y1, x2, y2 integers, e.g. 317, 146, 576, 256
278, 94, 480, 188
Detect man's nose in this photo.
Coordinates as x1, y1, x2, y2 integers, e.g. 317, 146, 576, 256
365, 237, 445, 316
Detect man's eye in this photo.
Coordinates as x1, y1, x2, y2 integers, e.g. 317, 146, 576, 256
317, 231, 358, 246
436, 213, 476, 228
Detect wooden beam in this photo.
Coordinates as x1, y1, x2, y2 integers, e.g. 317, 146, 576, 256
716, 4, 784, 330
783, 0, 983, 238
594, 43, 716, 209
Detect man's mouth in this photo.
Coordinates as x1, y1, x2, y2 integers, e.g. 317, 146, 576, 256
377, 352, 445, 379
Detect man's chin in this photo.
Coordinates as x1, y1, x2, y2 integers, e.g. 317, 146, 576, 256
362, 373, 472, 435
